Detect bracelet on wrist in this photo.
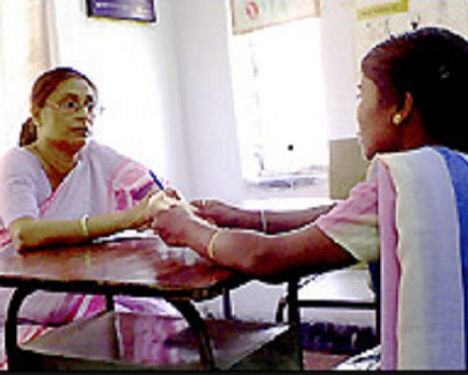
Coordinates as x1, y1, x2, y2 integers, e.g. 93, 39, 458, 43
80, 214, 90, 238
206, 229, 225, 260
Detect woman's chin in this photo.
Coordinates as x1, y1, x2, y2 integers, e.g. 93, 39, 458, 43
56, 138, 88, 155
71, 138, 87, 149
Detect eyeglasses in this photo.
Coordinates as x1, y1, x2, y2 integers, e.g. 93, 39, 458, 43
45, 99, 105, 117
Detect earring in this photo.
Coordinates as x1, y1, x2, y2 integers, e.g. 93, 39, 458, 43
392, 113, 402, 125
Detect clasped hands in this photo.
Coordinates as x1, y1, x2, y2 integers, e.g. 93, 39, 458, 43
143, 190, 210, 247
148, 190, 196, 216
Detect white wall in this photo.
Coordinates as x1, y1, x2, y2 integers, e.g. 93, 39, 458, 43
51, 0, 192, 196
321, 0, 359, 140
0, 0, 54, 154
171, 0, 243, 204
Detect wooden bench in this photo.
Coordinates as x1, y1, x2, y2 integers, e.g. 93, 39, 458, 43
18, 311, 301, 370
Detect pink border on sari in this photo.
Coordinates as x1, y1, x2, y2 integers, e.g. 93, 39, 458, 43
377, 160, 400, 370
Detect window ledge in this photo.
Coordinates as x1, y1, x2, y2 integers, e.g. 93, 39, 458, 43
244, 173, 326, 189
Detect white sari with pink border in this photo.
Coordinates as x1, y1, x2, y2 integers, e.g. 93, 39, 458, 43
0, 140, 177, 369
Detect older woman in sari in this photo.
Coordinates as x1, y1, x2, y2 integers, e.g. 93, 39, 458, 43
0, 67, 177, 368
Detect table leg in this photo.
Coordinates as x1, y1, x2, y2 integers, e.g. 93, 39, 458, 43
105, 293, 114, 311
287, 278, 300, 326
168, 300, 215, 370
5, 286, 37, 370
287, 278, 304, 370
222, 288, 233, 319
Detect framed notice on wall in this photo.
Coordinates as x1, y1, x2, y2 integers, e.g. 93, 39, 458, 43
231, 0, 320, 34
86, 0, 156, 23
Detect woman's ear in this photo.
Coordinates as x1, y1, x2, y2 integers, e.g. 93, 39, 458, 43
392, 92, 414, 125
31, 108, 41, 127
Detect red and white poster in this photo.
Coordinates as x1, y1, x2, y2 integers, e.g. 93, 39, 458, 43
231, 0, 320, 34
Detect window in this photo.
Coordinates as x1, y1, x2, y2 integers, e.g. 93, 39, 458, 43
229, 17, 328, 193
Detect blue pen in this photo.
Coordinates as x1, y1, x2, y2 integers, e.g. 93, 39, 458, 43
149, 170, 165, 190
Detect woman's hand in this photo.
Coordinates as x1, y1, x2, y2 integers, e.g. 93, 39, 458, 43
164, 187, 182, 200
150, 204, 201, 247
128, 191, 157, 230
191, 199, 239, 226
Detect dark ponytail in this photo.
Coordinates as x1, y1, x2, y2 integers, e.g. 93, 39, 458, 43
19, 117, 37, 146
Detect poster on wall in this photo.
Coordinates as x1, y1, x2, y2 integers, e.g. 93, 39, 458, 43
354, 0, 409, 65
230, 0, 320, 34
86, 0, 156, 23
356, 0, 408, 21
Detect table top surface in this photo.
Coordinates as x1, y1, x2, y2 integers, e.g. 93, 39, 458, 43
0, 235, 245, 301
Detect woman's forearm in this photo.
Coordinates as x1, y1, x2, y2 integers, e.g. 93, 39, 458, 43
180, 219, 270, 275
181, 217, 353, 278
260, 204, 336, 233
219, 204, 335, 234
152, 200, 354, 277
9, 210, 141, 252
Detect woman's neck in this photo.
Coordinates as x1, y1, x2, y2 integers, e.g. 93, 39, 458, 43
400, 111, 435, 151
28, 140, 79, 189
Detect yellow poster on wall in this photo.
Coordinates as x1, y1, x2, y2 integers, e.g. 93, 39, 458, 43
356, 0, 408, 20
230, 0, 320, 34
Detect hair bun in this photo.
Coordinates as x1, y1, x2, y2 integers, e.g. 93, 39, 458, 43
19, 117, 37, 146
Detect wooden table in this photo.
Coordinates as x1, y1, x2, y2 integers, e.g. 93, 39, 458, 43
0, 235, 247, 370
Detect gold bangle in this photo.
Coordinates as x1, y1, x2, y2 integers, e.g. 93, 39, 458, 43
206, 229, 225, 259
80, 214, 90, 238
